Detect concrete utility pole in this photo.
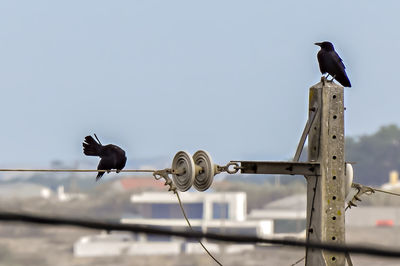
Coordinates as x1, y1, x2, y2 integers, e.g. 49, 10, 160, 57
238, 79, 346, 266
305, 80, 346, 266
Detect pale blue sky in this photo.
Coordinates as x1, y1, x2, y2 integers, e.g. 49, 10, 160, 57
0, 1, 399, 168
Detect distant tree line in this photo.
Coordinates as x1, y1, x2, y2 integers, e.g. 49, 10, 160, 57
346, 124, 400, 185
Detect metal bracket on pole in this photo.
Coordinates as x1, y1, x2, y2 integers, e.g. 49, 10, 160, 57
236, 161, 320, 176
293, 103, 319, 162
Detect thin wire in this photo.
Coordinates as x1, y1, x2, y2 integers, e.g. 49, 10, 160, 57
346, 183, 400, 211
299, 194, 354, 265
374, 188, 400, 197
292, 186, 400, 264
290, 256, 305, 266
346, 252, 354, 266
152, 170, 223, 265
292, 176, 320, 266
2, 211, 400, 258
0, 169, 156, 173
341, 184, 400, 266
175, 192, 223, 266
305, 176, 319, 262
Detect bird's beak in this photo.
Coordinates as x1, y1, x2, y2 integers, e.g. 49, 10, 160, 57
314, 42, 322, 47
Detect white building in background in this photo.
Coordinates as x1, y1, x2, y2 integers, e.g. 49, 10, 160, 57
381, 170, 400, 190
74, 191, 272, 257
129, 191, 247, 221
0, 183, 52, 199
121, 192, 272, 238
57, 185, 87, 202
248, 194, 306, 236
74, 233, 182, 257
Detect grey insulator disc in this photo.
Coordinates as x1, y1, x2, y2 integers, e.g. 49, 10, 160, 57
172, 151, 195, 192
193, 150, 215, 191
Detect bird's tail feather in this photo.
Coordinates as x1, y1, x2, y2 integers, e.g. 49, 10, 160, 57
96, 172, 104, 181
336, 73, 351, 88
83, 135, 102, 156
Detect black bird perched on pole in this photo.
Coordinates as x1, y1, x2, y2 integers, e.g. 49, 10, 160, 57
315, 41, 351, 87
82, 134, 127, 181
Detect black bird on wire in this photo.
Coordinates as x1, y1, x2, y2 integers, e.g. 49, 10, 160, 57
315, 41, 351, 87
82, 134, 127, 181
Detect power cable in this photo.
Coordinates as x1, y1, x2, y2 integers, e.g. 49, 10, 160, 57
1, 211, 400, 258
0, 167, 226, 264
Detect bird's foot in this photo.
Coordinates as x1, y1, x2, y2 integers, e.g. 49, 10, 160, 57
321, 76, 327, 85
107, 170, 111, 173
116, 169, 121, 173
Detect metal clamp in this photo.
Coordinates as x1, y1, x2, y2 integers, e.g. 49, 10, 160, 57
216, 162, 241, 174
153, 169, 177, 193
346, 182, 375, 210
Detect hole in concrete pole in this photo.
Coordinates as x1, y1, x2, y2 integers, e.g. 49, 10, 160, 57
332, 257, 336, 261
333, 95, 337, 99
333, 155, 337, 160
333, 176, 337, 180
333, 115, 337, 119
332, 196, 336, 200
332, 135, 337, 139
332, 216, 336, 220
332, 236, 336, 240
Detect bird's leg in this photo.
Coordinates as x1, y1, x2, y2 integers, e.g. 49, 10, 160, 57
107, 170, 111, 173
116, 169, 121, 173
321, 74, 329, 85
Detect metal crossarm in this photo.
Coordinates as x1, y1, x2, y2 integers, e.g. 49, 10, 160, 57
234, 161, 320, 176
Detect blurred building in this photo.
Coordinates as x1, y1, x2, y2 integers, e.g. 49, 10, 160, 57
381, 170, 400, 190
0, 182, 52, 199
248, 194, 306, 236
346, 206, 400, 227
112, 177, 166, 191
121, 191, 273, 237
74, 191, 271, 257
74, 233, 182, 257
57, 185, 87, 202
